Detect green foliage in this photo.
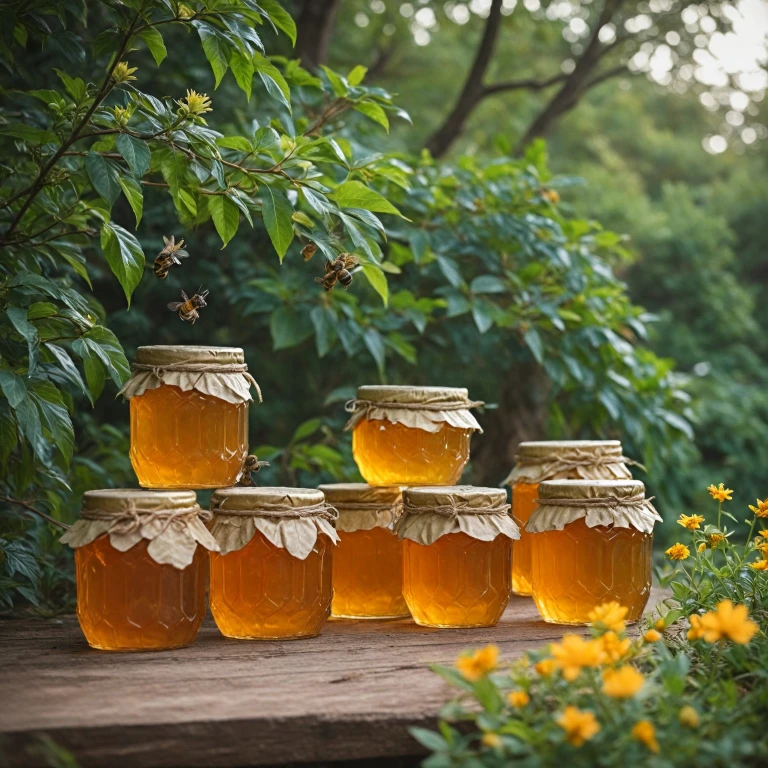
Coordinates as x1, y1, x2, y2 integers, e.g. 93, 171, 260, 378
416, 492, 768, 767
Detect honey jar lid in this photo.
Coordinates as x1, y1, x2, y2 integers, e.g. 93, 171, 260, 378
209, 486, 339, 560
396, 485, 519, 545
344, 385, 483, 434
134, 345, 244, 366
503, 440, 635, 486
318, 483, 402, 533
526, 478, 661, 534
61, 488, 218, 570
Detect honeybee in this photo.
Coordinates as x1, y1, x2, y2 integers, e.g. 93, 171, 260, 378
238, 455, 271, 487
153, 235, 189, 279
302, 243, 318, 262
167, 288, 209, 324
315, 254, 358, 292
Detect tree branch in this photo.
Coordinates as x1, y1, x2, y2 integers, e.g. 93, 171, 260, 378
482, 73, 568, 97
0, 496, 70, 530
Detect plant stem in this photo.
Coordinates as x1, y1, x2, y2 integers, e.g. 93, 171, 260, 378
0, 496, 70, 530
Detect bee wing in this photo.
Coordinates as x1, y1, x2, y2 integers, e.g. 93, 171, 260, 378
170, 255, 182, 265
176, 250, 190, 260
181, 290, 189, 301
163, 235, 171, 247
167, 302, 184, 311
343, 255, 359, 268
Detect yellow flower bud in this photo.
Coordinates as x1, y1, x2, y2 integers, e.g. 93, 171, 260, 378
679, 706, 700, 729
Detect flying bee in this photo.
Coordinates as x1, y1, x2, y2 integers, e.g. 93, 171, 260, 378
301, 243, 318, 262
153, 235, 189, 279
167, 287, 209, 324
315, 254, 358, 292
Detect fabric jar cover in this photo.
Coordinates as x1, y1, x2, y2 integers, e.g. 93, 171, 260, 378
318, 483, 402, 533
525, 479, 662, 534
118, 345, 261, 405
395, 485, 520, 545
60, 489, 219, 570
502, 440, 636, 486
209, 486, 340, 560
344, 385, 483, 434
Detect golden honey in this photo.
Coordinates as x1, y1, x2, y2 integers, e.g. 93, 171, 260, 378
332, 527, 408, 619
530, 519, 652, 624
403, 533, 512, 627
511, 482, 538, 596
130, 384, 248, 489
75, 537, 206, 651
209, 530, 332, 640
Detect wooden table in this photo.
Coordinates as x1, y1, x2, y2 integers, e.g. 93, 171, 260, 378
0, 588, 667, 767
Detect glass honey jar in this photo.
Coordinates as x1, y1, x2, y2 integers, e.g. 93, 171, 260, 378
345, 385, 482, 486
527, 479, 660, 625
119, 345, 261, 489
503, 441, 633, 597
208, 487, 339, 640
319, 483, 409, 620
396, 486, 519, 628
60, 489, 218, 651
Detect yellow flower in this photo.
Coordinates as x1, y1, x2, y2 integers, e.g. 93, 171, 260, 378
644, 629, 662, 643
176, 89, 212, 117
507, 690, 530, 708
177, 3, 195, 18
631, 720, 659, 753
698, 542, 707, 553
654, 618, 666, 632
112, 61, 138, 85
534, 658, 557, 677
601, 665, 645, 698
708, 483, 733, 502
588, 601, 629, 633
708, 533, 726, 548
677, 513, 705, 531
749, 559, 768, 571
698, 600, 759, 644
600, 631, 631, 663
666, 542, 690, 561
542, 188, 560, 204
687, 614, 705, 641
455, 644, 499, 680
481, 732, 501, 749
112, 105, 131, 126
749, 498, 768, 518
556, 706, 600, 748
550, 635, 605, 682
679, 706, 700, 729
757, 529, 768, 539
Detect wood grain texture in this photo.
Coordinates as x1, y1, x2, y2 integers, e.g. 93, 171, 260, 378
0, 587, 669, 767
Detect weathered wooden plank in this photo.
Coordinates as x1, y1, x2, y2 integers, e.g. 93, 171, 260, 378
0, 588, 668, 767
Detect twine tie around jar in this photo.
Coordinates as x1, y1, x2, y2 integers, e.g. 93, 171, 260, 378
534, 493, 655, 508
514, 449, 646, 473
130, 361, 262, 402
81, 502, 209, 537
399, 500, 512, 518
211, 501, 339, 522
345, 396, 484, 414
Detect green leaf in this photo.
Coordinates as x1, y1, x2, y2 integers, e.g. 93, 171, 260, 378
254, 53, 292, 112
363, 328, 386, 374
27, 303, 58, 320
116, 133, 150, 178
261, 185, 294, 261
74, 326, 130, 389
659, 410, 694, 440
258, 0, 297, 45
229, 49, 254, 101
472, 299, 494, 334
216, 136, 253, 152
471, 275, 507, 294
320, 65, 349, 97
72, 343, 105, 401
30, 381, 74, 465
139, 28, 167, 66
85, 152, 120, 206
270, 306, 313, 350
310, 306, 337, 357
330, 180, 406, 219
160, 149, 187, 208
195, 24, 229, 88
208, 195, 240, 248
118, 176, 143, 227
347, 65, 367, 85
6, 307, 40, 374
361, 263, 388, 306
0, 372, 47, 462
523, 327, 544, 364
54, 68, 86, 101
409, 728, 448, 753
100, 222, 145, 306
291, 418, 322, 443
45, 343, 92, 405
354, 101, 389, 132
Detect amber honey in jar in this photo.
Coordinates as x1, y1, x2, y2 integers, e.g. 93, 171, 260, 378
60, 489, 218, 651
528, 479, 660, 625
396, 486, 519, 628
345, 386, 482, 486
319, 483, 409, 620
208, 487, 338, 640
503, 441, 632, 597
120, 345, 261, 489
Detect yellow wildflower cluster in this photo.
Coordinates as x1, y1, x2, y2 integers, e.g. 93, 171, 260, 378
749, 497, 768, 518
665, 542, 690, 561
112, 61, 137, 85
677, 513, 704, 530
587, 601, 628, 633
631, 720, 659, 753
600, 631, 631, 662
507, 690, 530, 708
687, 600, 758, 645
549, 634, 605, 681
455, 644, 499, 680
708, 532, 726, 548
557, 706, 600, 747
708, 483, 733, 502
602, 665, 645, 698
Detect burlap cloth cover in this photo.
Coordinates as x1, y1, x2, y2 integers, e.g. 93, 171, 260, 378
118, 345, 261, 404
395, 485, 520, 545
209, 486, 340, 560
503, 440, 635, 486
60, 489, 219, 569
318, 483, 402, 533
344, 385, 483, 434
526, 479, 662, 534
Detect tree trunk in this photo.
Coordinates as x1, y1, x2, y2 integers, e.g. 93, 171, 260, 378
425, 0, 504, 158
295, 0, 341, 70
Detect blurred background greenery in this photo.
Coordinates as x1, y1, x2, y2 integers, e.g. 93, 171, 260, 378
1, 0, 767, 612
